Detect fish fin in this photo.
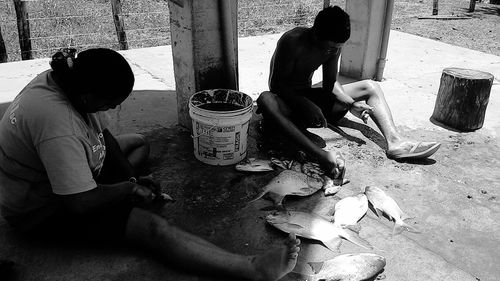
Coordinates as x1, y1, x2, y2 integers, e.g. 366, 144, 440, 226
337, 227, 373, 250
401, 212, 415, 221
307, 261, 324, 275
393, 220, 421, 236
247, 190, 268, 204
267, 193, 285, 206
275, 203, 287, 212
344, 224, 362, 234
322, 236, 342, 252
284, 223, 304, 230
319, 214, 335, 222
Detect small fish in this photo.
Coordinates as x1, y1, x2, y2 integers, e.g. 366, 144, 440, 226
364, 186, 420, 235
307, 253, 386, 281
333, 194, 369, 228
235, 158, 274, 172
265, 210, 373, 251
248, 170, 323, 208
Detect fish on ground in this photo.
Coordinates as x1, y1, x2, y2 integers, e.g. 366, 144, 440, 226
364, 185, 420, 235
248, 170, 324, 208
306, 253, 386, 281
235, 158, 274, 172
333, 194, 369, 229
265, 210, 373, 251
271, 158, 346, 196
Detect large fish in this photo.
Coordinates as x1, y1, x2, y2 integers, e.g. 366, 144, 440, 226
265, 211, 373, 251
306, 253, 386, 281
364, 186, 420, 235
248, 170, 323, 208
333, 194, 369, 228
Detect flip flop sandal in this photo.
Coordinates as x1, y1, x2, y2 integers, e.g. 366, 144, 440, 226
387, 142, 441, 160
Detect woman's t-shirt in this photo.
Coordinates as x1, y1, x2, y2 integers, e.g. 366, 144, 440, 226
0, 70, 108, 230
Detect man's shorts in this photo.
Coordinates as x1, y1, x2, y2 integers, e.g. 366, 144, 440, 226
281, 88, 349, 126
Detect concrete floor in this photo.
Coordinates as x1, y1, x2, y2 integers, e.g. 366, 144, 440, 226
0, 31, 499, 281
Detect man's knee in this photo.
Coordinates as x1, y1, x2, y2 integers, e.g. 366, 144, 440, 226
257, 91, 278, 113
360, 80, 381, 97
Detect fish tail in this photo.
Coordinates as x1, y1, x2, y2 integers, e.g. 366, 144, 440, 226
393, 220, 421, 236
338, 227, 373, 250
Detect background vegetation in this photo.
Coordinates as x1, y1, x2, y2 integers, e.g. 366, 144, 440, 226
0, 0, 498, 62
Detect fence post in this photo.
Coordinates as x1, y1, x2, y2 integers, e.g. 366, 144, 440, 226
469, 0, 476, 12
0, 25, 7, 63
110, 0, 128, 50
13, 0, 32, 60
432, 0, 439, 15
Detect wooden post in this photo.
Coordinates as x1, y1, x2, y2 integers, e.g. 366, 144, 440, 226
110, 0, 128, 50
469, 0, 476, 12
0, 25, 7, 63
431, 68, 494, 132
432, 0, 439, 15
13, 0, 32, 60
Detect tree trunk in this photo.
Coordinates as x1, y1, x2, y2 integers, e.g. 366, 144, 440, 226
0, 25, 7, 63
110, 0, 128, 50
431, 68, 494, 132
13, 0, 32, 60
469, 0, 476, 12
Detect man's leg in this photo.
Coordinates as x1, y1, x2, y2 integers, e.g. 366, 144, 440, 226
337, 80, 440, 159
257, 91, 344, 175
125, 208, 300, 281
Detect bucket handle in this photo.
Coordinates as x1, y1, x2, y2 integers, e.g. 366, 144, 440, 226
191, 120, 220, 138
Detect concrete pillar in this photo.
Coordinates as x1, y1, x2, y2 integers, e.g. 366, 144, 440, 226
168, 0, 238, 128
340, 0, 394, 81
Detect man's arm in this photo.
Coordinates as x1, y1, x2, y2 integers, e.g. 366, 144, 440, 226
268, 35, 297, 97
322, 50, 354, 108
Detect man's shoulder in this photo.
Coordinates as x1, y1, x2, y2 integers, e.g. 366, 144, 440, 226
281, 27, 309, 40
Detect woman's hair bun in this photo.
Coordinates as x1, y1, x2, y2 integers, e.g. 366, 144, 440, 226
50, 48, 77, 74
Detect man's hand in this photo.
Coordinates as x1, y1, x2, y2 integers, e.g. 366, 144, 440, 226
350, 102, 374, 124
300, 101, 328, 128
321, 150, 345, 180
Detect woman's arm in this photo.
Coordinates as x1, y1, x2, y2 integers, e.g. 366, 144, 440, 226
97, 129, 135, 184
60, 181, 154, 215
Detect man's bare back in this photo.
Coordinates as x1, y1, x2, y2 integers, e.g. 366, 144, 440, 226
269, 27, 339, 94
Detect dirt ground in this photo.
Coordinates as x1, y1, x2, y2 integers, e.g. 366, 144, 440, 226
390, 0, 500, 56
138, 110, 499, 281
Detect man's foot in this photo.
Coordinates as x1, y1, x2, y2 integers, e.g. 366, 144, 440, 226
387, 141, 441, 160
251, 233, 301, 281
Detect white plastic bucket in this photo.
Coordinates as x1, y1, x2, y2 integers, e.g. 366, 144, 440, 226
189, 89, 253, 166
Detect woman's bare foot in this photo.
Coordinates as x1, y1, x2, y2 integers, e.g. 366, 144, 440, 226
251, 233, 301, 281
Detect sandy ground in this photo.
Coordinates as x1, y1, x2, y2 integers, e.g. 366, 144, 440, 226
1, 30, 499, 280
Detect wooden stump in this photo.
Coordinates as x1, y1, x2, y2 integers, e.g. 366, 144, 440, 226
431, 67, 494, 132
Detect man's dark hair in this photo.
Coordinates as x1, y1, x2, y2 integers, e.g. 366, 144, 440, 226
312, 6, 351, 43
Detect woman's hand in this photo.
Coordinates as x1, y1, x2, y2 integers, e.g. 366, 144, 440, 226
132, 174, 174, 206
349, 102, 374, 124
